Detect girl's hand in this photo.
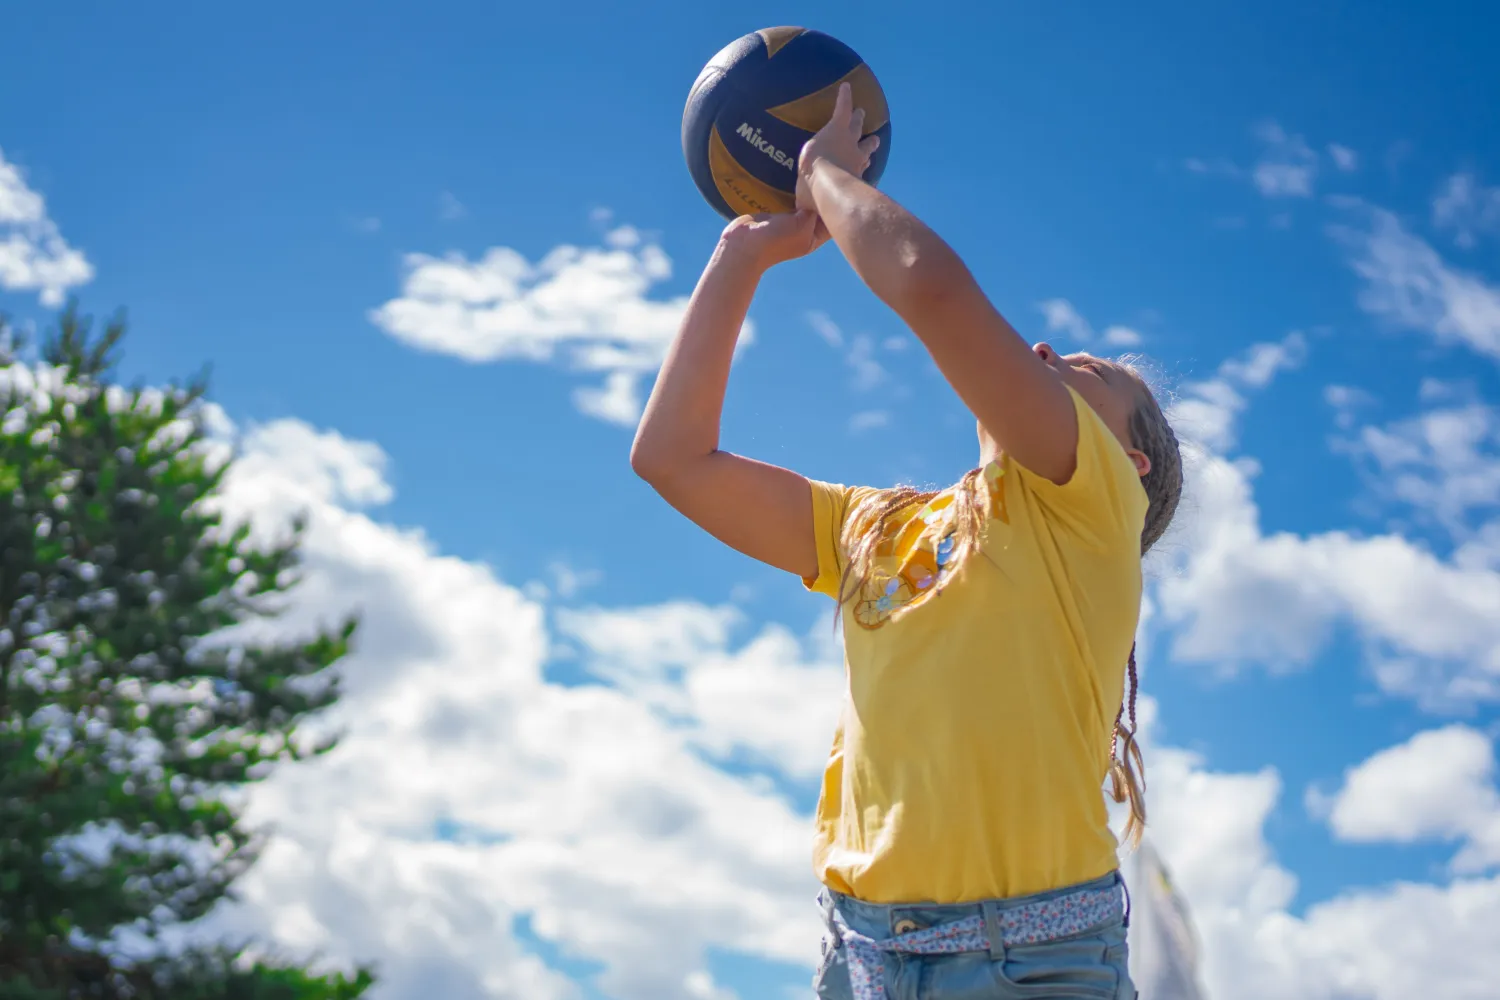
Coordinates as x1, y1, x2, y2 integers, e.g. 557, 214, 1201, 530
795, 82, 881, 212
718, 209, 830, 272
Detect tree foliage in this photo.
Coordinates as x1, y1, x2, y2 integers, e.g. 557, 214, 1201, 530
0, 306, 372, 999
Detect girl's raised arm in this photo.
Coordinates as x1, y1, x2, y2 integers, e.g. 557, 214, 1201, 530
631, 212, 830, 579
798, 85, 1080, 485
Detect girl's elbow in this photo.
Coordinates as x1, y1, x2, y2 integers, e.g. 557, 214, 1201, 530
629, 439, 668, 483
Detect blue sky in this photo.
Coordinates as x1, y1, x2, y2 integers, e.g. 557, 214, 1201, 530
5, 3, 1500, 998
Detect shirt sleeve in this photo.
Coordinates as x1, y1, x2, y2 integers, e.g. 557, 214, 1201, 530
802, 480, 881, 598
1008, 385, 1151, 550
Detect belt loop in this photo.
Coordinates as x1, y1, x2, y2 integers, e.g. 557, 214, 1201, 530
981, 900, 1006, 962
818, 889, 844, 943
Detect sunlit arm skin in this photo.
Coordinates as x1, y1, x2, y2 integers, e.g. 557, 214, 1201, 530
796, 86, 1080, 484
630, 223, 820, 579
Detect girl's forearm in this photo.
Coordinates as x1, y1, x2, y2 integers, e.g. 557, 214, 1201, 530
803, 157, 1078, 480
802, 159, 970, 315
630, 242, 762, 478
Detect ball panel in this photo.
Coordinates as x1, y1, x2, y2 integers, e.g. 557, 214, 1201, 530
732, 35, 864, 109
708, 126, 797, 218
697, 30, 768, 78
713, 106, 807, 192
683, 67, 735, 216
766, 62, 889, 134
755, 26, 804, 57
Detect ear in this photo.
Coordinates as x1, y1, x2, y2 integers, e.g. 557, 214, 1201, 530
1126, 447, 1152, 479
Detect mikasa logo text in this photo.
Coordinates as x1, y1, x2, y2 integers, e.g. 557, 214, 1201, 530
735, 122, 796, 170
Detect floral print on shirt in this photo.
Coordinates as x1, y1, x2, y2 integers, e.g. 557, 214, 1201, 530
850, 461, 1009, 630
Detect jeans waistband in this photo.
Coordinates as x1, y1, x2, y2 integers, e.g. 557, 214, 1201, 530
818, 872, 1126, 1000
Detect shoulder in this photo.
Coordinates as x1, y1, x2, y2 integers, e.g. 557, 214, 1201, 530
1004, 386, 1149, 544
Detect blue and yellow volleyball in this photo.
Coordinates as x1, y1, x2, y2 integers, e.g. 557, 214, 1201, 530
682, 27, 892, 220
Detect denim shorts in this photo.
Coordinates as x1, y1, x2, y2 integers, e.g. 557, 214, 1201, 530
813, 871, 1136, 1000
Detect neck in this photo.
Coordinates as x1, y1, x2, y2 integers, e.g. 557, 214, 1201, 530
977, 433, 1003, 468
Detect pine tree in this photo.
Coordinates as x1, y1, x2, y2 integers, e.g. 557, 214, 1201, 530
0, 306, 374, 999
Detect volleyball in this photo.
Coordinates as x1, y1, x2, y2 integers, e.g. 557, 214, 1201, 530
682, 27, 892, 220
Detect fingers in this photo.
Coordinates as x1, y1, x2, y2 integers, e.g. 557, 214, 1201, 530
850, 106, 865, 138
831, 81, 852, 127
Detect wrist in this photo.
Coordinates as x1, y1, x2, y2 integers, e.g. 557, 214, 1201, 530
711, 229, 775, 277
799, 154, 847, 200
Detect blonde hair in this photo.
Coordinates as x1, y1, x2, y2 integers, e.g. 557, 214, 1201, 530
834, 363, 1183, 849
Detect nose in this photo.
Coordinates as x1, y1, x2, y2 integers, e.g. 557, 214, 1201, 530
1033, 342, 1058, 365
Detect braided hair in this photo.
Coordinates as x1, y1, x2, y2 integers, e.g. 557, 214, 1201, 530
1110, 364, 1183, 848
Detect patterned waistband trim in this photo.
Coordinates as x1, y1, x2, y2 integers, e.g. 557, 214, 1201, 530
822, 882, 1122, 1000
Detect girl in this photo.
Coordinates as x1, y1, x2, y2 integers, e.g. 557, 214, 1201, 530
632, 84, 1182, 1000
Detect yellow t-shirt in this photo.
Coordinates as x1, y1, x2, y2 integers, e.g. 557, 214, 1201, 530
804, 386, 1149, 904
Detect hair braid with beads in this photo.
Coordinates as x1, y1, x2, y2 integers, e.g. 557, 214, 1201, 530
834, 360, 1183, 849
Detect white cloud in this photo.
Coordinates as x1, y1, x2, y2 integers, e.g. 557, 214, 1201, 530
848, 409, 890, 433
1038, 298, 1094, 343
1323, 383, 1377, 429
805, 309, 842, 348
557, 603, 844, 780
845, 334, 885, 390
1136, 722, 1500, 1000
1157, 335, 1500, 708
0, 147, 94, 306
1102, 325, 1143, 347
1432, 172, 1500, 248
1328, 143, 1359, 172
804, 312, 886, 389
1167, 332, 1306, 454
196, 416, 842, 1000
1162, 445, 1500, 705
1037, 299, 1147, 349
1311, 725, 1500, 874
1251, 121, 1318, 198
370, 226, 743, 427
1339, 394, 1500, 537
1331, 204, 1500, 360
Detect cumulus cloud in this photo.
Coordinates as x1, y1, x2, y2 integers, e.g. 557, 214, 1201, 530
1038, 298, 1093, 343
1311, 725, 1500, 874
1336, 390, 1500, 537
370, 226, 741, 427
1167, 331, 1307, 454
198, 417, 838, 1000
556, 603, 844, 780
0, 147, 94, 306
1036, 298, 1145, 349
1156, 335, 1500, 708
1330, 203, 1500, 360
1114, 699, 1500, 1000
